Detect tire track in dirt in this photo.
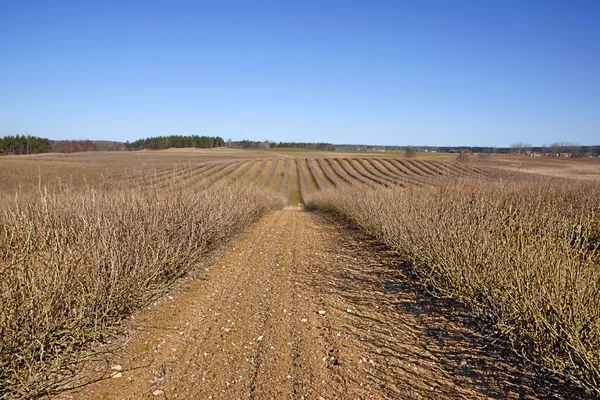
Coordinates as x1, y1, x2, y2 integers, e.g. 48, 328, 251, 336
55, 205, 580, 400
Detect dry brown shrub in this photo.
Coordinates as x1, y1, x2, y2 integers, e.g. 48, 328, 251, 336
308, 178, 600, 393
0, 183, 283, 398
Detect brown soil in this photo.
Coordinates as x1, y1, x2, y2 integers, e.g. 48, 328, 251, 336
56, 208, 583, 400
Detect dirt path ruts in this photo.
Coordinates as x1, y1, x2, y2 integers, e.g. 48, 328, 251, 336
59, 208, 577, 399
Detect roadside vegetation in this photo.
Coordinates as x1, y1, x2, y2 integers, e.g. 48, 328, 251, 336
307, 178, 600, 394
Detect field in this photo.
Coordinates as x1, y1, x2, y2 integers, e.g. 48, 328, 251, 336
1, 149, 599, 399
0, 149, 498, 200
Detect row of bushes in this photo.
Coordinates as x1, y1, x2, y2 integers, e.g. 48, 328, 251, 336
307, 178, 600, 394
0, 184, 284, 398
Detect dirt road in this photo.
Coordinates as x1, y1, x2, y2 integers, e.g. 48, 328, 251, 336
60, 207, 575, 399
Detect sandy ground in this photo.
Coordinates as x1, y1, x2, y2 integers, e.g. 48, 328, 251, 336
56, 207, 584, 399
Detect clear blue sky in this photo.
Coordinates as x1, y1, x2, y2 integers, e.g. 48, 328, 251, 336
1, 0, 599, 146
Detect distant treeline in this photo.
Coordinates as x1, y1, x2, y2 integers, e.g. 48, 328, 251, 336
226, 140, 337, 151
0, 137, 128, 155
52, 140, 125, 153
336, 144, 600, 157
0, 135, 51, 155
225, 140, 270, 149
272, 142, 337, 151
452, 144, 600, 157
126, 135, 225, 150
2, 134, 598, 157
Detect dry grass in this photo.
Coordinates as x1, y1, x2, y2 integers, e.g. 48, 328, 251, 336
307, 178, 600, 394
0, 175, 283, 398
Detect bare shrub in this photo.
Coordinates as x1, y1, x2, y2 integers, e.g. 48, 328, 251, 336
308, 179, 600, 393
0, 184, 283, 397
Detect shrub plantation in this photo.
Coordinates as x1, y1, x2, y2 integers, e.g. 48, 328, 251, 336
308, 178, 600, 393
0, 183, 284, 397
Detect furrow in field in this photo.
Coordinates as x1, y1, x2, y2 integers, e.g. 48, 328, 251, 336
423, 160, 455, 177
255, 160, 274, 186
267, 159, 286, 192
299, 159, 320, 194
410, 160, 443, 177
368, 159, 410, 187
103, 166, 137, 182
346, 159, 390, 187
333, 158, 376, 187
429, 160, 488, 181
203, 162, 244, 188
404, 159, 439, 178
183, 161, 234, 189
315, 159, 340, 187
227, 161, 256, 184
461, 163, 499, 178
259, 159, 279, 188
381, 158, 412, 176
297, 159, 315, 199
405, 160, 447, 185
111, 163, 157, 180
279, 158, 291, 195
441, 162, 484, 179
153, 162, 198, 181
222, 161, 254, 185
134, 162, 197, 186
443, 162, 474, 178
419, 160, 448, 176
306, 159, 330, 191
364, 159, 401, 180
236, 160, 262, 183
174, 162, 225, 189
155, 164, 210, 189
124, 162, 192, 185
108, 168, 145, 184
114, 168, 154, 186
454, 162, 478, 177
456, 163, 495, 179
243, 160, 269, 185
379, 159, 430, 187
356, 159, 402, 186
395, 159, 426, 177
323, 159, 355, 185
456, 161, 493, 178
